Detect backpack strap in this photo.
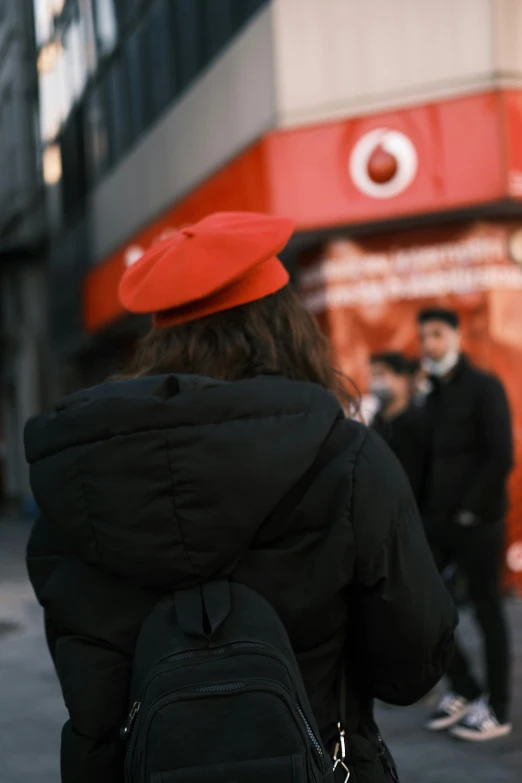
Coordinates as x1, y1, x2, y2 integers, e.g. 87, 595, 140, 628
175, 580, 231, 638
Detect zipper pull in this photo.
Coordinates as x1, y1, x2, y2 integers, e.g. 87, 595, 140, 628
120, 701, 140, 741
376, 734, 399, 781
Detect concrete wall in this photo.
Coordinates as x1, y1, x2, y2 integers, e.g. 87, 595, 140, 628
272, 0, 522, 127
90, 4, 277, 262
492, 0, 522, 77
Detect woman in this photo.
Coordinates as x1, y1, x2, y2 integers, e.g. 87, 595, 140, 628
25, 212, 456, 783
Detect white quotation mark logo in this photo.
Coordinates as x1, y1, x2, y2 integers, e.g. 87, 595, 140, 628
349, 128, 418, 199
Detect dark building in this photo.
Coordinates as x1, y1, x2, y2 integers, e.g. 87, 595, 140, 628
0, 0, 48, 509
34, 0, 269, 388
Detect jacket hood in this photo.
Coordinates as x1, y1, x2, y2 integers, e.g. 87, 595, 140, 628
25, 374, 342, 587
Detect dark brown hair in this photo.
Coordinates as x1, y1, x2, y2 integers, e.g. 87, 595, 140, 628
417, 307, 459, 329
125, 286, 356, 413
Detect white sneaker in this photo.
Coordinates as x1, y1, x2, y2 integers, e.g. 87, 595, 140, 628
425, 691, 471, 731
450, 697, 512, 742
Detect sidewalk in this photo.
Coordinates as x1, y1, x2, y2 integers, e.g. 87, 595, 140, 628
0, 518, 66, 783
1, 517, 521, 782
377, 599, 522, 783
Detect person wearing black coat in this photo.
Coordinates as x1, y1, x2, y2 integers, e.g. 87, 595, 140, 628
417, 307, 514, 742
369, 352, 429, 505
24, 213, 457, 783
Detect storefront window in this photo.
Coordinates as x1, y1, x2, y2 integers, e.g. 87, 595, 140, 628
202, 0, 234, 61
171, 0, 204, 93
63, 17, 88, 101
125, 24, 149, 136
39, 65, 63, 143
36, 0, 270, 185
112, 0, 135, 28
42, 143, 62, 185
0, 86, 16, 198
147, 0, 176, 116
85, 84, 108, 181
93, 0, 117, 56
33, 0, 67, 44
232, 0, 268, 27
33, 0, 54, 46
78, 0, 98, 73
106, 57, 132, 161
61, 106, 87, 222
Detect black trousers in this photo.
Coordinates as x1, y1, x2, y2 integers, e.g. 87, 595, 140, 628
427, 518, 511, 723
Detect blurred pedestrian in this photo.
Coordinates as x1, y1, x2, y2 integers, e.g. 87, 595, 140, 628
418, 307, 514, 741
369, 351, 429, 505
24, 214, 456, 783
407, 358, 431, 407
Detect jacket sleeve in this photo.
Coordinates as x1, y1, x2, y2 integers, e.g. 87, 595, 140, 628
351, 430, 457, 706
27, 517, 159, 783
461, 375, 513, 518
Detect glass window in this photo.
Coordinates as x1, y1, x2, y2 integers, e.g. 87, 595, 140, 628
61, 107, 87, 224
124, 25, 148, 136
93, 0, 117, 56
85, 84, 109, 181
0, 87, 16, 198
63, 18, 88, 101
232, 0, 268, 28
106, 57, 132, 160
202, 0, 233, 61
170, 0, 204, 93
78, 0, 98, 73
33, 0, 54, 46
147, 0, 176, 116
39, 70, 59, 142
113, 0, 135, 29
56, 43, 74, 127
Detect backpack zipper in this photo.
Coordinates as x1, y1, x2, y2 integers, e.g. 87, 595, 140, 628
123, 647, 226, 739
128, 680, 324, 783
376, 732, 399, 782
296, 703, 324, 761
120, 701, 141, 740
122, 642, 275, 742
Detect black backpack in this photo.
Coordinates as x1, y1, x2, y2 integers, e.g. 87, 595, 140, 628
120, 579, 349, 783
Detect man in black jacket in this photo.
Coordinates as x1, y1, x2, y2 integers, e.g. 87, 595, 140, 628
369, 351, 429, 505
418, 307, 514, 741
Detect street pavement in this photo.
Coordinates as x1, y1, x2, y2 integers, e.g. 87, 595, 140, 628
1, 517, 521, 783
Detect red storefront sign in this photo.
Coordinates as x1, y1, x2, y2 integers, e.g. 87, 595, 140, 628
84, 89, 522, 333
298, 221, 522, 590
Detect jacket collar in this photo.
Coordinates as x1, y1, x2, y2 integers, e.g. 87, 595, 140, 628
429, 353, 467, 389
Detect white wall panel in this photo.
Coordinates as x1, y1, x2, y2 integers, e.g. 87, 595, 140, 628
273, 0, 497, 126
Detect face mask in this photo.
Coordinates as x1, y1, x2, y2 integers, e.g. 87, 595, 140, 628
370, 383, 395, 405
422, 349, 459, 377
422, 332, 460, 377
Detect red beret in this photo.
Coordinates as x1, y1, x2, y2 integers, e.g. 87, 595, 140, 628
118, 212, 295, 327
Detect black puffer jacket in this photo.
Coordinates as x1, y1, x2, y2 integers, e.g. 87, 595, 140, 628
422, 356, 513, 525
371, 405, 430, 505
25, 374, 457, 783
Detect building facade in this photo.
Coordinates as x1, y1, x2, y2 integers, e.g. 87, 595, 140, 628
0, 0, 48, 510
36, 0, 522, 586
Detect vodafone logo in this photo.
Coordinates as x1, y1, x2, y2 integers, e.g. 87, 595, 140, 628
349, 128, 418, 199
